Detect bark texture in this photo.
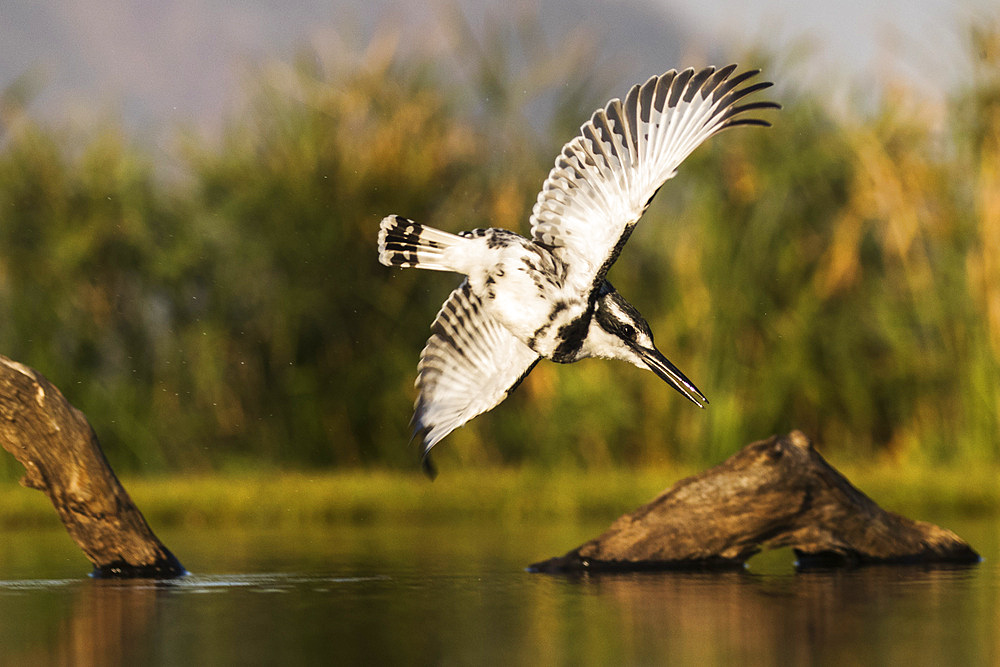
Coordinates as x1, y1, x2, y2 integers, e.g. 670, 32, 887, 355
530, 430, 979, 573
0, 355, 184, 578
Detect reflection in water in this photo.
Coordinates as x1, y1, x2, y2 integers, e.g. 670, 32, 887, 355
0, 520, 995, 665
0, 573, 394, 665
552, 566, 984, 665
0, 577, 159, 666
64, 579, 159, 666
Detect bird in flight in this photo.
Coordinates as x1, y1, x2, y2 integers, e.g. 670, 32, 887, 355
379, 65, 779, 476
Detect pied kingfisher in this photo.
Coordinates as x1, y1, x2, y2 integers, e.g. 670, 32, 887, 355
379, 65, 779, 475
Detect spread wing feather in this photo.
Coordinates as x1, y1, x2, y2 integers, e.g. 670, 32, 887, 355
530, 65, 779, 295
412, 280, 540, 476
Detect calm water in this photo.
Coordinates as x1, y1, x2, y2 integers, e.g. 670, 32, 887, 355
1, 514, 997, 665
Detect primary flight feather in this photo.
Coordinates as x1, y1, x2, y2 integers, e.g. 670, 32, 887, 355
378, 64, 779, 476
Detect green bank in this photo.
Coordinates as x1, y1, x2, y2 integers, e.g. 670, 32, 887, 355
1, 463, 997, 530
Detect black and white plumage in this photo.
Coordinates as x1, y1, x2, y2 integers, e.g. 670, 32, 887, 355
378, 65, 779, 476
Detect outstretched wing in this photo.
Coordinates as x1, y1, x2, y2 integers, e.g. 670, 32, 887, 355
530, 65, 779, 295
412, 280, 540, 477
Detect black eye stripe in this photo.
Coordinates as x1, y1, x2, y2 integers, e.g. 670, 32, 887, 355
594, 289, 653, 343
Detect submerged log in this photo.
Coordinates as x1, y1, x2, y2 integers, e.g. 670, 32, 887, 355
530, 430, 979, 573
0, 355, 185, 578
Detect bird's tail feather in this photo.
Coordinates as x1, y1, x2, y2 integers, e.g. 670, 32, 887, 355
378, 215, 465, 272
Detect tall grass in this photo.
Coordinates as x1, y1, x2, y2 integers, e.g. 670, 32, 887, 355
2, 463, 996, 530
1, 21, 999, 475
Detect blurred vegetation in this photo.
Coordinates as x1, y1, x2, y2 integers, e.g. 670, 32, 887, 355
1, 21, 999, 476
2, 462, 997, 530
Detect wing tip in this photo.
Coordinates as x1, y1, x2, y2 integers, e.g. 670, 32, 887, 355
421, 450, 439, 480
409, 423, 439, 480
410, 414, 437, 482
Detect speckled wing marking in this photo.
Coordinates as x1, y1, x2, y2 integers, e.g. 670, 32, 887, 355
412, 280, 540, 476
529, 65, 779, 296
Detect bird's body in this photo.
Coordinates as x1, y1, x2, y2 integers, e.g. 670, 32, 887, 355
378, 65, 779, 475
388, 223, 587, 358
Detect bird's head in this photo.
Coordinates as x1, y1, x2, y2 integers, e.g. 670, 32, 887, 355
587, 283, 708, 408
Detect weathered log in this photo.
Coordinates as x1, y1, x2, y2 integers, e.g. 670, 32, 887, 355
0, 354, 185, 578
530, 430, 979, 573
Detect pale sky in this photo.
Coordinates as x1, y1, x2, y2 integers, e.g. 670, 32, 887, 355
1, 0, 996, 143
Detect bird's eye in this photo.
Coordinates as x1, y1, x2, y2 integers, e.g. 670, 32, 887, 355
620, 324, 636, 339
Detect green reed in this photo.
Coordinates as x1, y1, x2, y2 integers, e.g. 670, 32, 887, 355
1, 22, 998, 475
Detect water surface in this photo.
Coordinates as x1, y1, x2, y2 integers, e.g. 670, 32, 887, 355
1, 517, 996, 665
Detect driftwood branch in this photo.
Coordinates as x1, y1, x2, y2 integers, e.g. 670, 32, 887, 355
530, 430, 979, 573
0, 354, 184, 578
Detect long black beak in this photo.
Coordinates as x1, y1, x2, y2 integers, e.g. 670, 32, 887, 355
635, 345, 708, 408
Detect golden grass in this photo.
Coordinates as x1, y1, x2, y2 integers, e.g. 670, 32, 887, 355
0, 462, 996, 531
